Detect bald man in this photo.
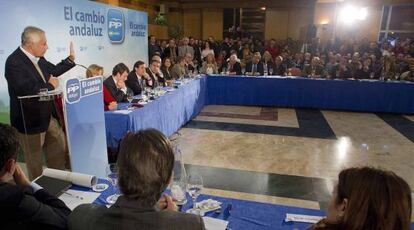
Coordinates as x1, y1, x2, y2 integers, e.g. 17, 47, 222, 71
4, 26, 76, 180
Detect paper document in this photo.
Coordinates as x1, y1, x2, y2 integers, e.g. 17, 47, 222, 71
285, 213, 324, 224
59, 189, 101, 210
203, 217, 228, 230
42, 168, 97, 188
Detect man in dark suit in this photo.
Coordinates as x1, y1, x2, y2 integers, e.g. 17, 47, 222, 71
69, 129, 205, 230
0, 123, 71, 230
226, 54, 243, 75
103, 63, 133, 103
148, 35, 161, 63
4, 26, 75, 180
245, 52, 264, 76
164, 38, 178, 62
125, 61, 146, 95
146, 59, 163, 88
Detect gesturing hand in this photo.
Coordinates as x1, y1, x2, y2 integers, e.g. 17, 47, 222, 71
69, 41, 75, 62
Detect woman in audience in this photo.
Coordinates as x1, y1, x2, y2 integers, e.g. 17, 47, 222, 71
200, 53, 218, 74
310, 167, 412, 230
69, 129, 205, 230
87, 64, 117, 111
201, 41, 214, 60
161, 57, 173, 81
381, 55, 397, 80
262, 51, 275, 74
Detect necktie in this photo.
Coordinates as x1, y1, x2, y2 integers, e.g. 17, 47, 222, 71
253, 64, 257, 73
32, 60, 46, 83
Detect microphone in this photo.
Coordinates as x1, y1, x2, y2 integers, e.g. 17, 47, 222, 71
76, 63, 93, 78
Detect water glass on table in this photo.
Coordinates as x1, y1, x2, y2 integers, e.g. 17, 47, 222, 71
106, 163, 120, 204
186, 174, 203, 215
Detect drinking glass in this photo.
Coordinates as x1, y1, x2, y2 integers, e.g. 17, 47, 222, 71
106, 163, 120, 204
187, 174, 203, 215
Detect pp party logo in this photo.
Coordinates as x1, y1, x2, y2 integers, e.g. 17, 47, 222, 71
66, 78, 81, 104
107, 9, 125, 43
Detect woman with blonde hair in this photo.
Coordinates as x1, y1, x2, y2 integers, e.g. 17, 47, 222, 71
200, 53, 218, 74
86, 64, 117, 111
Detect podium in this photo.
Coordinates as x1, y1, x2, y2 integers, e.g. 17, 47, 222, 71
17, 77, 109, 178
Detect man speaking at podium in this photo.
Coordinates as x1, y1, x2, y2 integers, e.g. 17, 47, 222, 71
4, 26, 76, 180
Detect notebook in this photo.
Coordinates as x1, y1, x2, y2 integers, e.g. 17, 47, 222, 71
34, 175, 72, 196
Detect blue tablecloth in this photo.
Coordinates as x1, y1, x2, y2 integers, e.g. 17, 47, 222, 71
71, 179, 325, 230
105, 78, 207, 148
207, 76, 414, 114
105, 76, 414, 148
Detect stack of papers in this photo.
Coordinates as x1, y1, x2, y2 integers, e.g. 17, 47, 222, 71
203, 217, 228, 230
285, 213, 324, 224
59, 189, 101, 210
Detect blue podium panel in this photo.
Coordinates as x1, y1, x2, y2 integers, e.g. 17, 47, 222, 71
64, 77, 108, 178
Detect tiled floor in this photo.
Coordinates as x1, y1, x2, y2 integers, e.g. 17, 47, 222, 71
173, 105, 414, 219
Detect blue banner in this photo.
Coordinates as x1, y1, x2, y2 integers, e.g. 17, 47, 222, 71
64, 76, 108, 178
0, 0, 148, 120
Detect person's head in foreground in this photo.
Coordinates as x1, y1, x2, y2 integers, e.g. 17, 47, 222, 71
0, 123, 20, 181
311, 167, 412, 230
118, 129, 174, 206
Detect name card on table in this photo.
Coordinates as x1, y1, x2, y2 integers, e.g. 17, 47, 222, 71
63, 76, 108, 178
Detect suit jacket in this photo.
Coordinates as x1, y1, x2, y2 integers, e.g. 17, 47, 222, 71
0, 182, 71, 230
146, 68, 163, 88
164, 46, 178, 61
245, 61, 265, 75
103, 76, 132, 103
178, 45, 194, 58
68, 196, 205, 230
4, 48, 75, 134
161, 67, 172, 81
125, 71, 145, 95
227, 62, 242, 75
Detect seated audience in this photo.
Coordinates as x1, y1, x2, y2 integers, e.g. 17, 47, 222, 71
125, 61, 147, 95
69, 129, 206, 230
170, 56, 186, 80
310, 167, 411, 230
87, 64, 117, 111
200, 53, 218, 74
103, 63, 133, 103
0, 123, 71, 230
245, 52, 264, 76
146, 60, 163, 88
161, 57, 173, 81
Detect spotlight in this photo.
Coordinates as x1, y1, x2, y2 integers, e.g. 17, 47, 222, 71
339, 5, 367, 25
261, 6, 266, 11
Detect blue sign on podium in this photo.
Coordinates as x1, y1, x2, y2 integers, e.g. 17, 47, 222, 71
63, 76, 108, 178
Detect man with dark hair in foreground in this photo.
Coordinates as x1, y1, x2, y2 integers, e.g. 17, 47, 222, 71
69, 129, 205, 230
0, 123, 70, 230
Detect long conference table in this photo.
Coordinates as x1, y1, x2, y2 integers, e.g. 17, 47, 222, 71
105, 76, 414, 149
